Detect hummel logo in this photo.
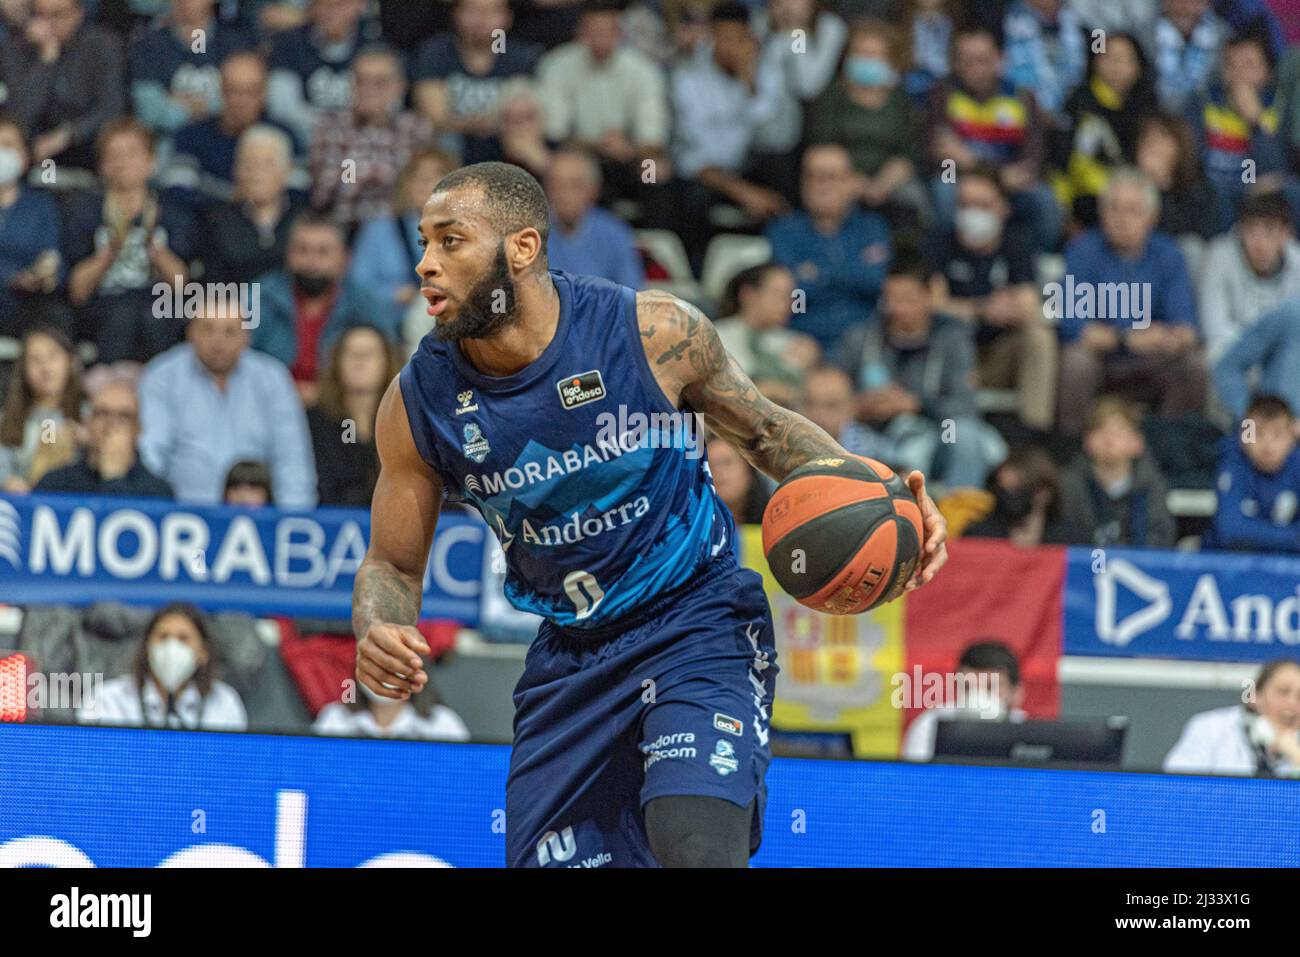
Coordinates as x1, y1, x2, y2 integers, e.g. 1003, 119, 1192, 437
455, 389, 479, 415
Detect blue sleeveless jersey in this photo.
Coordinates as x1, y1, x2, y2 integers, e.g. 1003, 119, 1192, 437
399, 270, 736, 629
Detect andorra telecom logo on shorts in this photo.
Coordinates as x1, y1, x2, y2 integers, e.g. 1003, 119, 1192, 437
461, 423, 491, 463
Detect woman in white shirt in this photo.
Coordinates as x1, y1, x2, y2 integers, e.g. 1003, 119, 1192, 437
78, 603, 248, 731
314, 681, 471, 742
1164, 659, 1300, 777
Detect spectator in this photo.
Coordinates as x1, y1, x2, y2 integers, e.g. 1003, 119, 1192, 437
669, 1, 790, 268
926, 22, 1060, 252
0, 324, 82, 492
797, 364, 900, 467
0, 114, 63, 335
1059, 395, 1177, 548
1055, 167, 1205, 436
901, 640, 1028, 761
714, 262, 818, 388
1204, 393, 1300, 552
308, 324, 399, 507
350, 145, 458, 343
831, 255, 1007, 489
544, 147, 644, 289
1153, 0, 1226, 112
1200, 189, 1300, 363
0, 0, 125, 174
223, 459, 273, 506
804, 18, 927, 231
266, 0, 375, 147
138, 305, 318, 509
964, 445, 1092, 545
64, 118, 194, 363
197, 124, 305, 285
411, 0, 542, 166
706, 435, 770, 524
1054, 31, 1158, 229
496, 87, 554, 179
766, 143, 891, 351
314, 681, 471, 740
1135, 110, 1222, 239
128, 0, 253, 135
35, 374, 173, 497
926, 162, 1056, 434
78, 602, 248, 731
163, 52, 305, 213
251, 212, 393, 405
309, 44, 434, 234
1189, 31, 1288, 218
905, 0, 952, 96
1002, 0, 1088, 116
535, 0, 672, 206
753, 0, 846, 163
1164, 658, 1300, 776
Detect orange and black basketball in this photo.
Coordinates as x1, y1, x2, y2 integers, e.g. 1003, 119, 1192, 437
761, 455, 925, 615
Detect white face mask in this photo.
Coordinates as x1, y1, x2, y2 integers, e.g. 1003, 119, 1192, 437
0, 148, 23, 187
149, 637, 200, 694
955, 207, 1002, 247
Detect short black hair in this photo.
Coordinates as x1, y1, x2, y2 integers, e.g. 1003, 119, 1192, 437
959, 640, 1020, 686
433, 160, 551, 251
711, 1, 751, 25
224, 460, 273, 498
1238, 189, 1294, 228
885, 247, 933, 285
1246, 393, 1294, 422
580, 0, 625, 17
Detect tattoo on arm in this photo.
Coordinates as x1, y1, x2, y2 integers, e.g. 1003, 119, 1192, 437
639, 290, 845, 481
352, 560, 422, 639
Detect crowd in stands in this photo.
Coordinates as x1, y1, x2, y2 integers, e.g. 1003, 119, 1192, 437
3, 0, 1300, 744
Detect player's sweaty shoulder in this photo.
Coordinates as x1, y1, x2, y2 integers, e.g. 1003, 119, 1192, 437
634, 289, 726, 401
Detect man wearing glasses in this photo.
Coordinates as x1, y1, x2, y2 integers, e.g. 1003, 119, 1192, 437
35, 377, 173, 498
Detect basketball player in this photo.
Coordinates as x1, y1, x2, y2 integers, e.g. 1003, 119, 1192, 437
352, 162, 949, 867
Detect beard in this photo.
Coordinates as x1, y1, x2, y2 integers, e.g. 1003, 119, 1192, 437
432, 242, 522, 342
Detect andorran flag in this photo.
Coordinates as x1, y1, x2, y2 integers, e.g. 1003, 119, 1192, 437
740, 529, 1065, 757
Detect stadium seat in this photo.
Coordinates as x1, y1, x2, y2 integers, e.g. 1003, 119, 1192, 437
700, 234, 773, 304
634, 228, 701, 302
1166, 488, 1217, 518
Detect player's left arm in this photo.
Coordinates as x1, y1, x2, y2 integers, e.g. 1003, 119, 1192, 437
637, 290, 948, 589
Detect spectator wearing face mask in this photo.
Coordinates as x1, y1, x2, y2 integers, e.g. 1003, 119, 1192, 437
963, 446, 1092, 546
1165, 658, 1300, 777
78, 602, 248, 731
250, 211, 394, 406
926, 162, 1056, 435
901, 640, 1029, 761
0, 113, 63, 334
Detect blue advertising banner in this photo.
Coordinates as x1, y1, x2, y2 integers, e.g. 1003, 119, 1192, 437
0, 493, 487, 623
1064, 546, 1300, 662
2, 724, 1297, 867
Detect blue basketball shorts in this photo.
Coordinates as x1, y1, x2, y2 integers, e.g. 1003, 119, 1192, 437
505, 557, 779, 868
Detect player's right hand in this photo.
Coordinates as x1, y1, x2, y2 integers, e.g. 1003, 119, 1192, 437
356, 621, 431, 700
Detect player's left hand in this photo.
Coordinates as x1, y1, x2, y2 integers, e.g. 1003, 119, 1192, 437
904, 470, 947, 591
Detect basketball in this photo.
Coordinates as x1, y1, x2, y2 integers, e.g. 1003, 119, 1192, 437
761, 455, 925, 615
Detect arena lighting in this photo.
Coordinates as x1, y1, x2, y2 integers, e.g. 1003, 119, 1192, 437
0, 654, 29, 723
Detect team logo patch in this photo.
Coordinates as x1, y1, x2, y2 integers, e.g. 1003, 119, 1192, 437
461, 423, 491, 463
455, 389, 479, 415
710, 739, 739, 776
556, 370, 607, 409
713, 713, 744, 736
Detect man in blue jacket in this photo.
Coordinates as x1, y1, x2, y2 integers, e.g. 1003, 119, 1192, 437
1206, 393, 1300, 553
250, 212, 394, 404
